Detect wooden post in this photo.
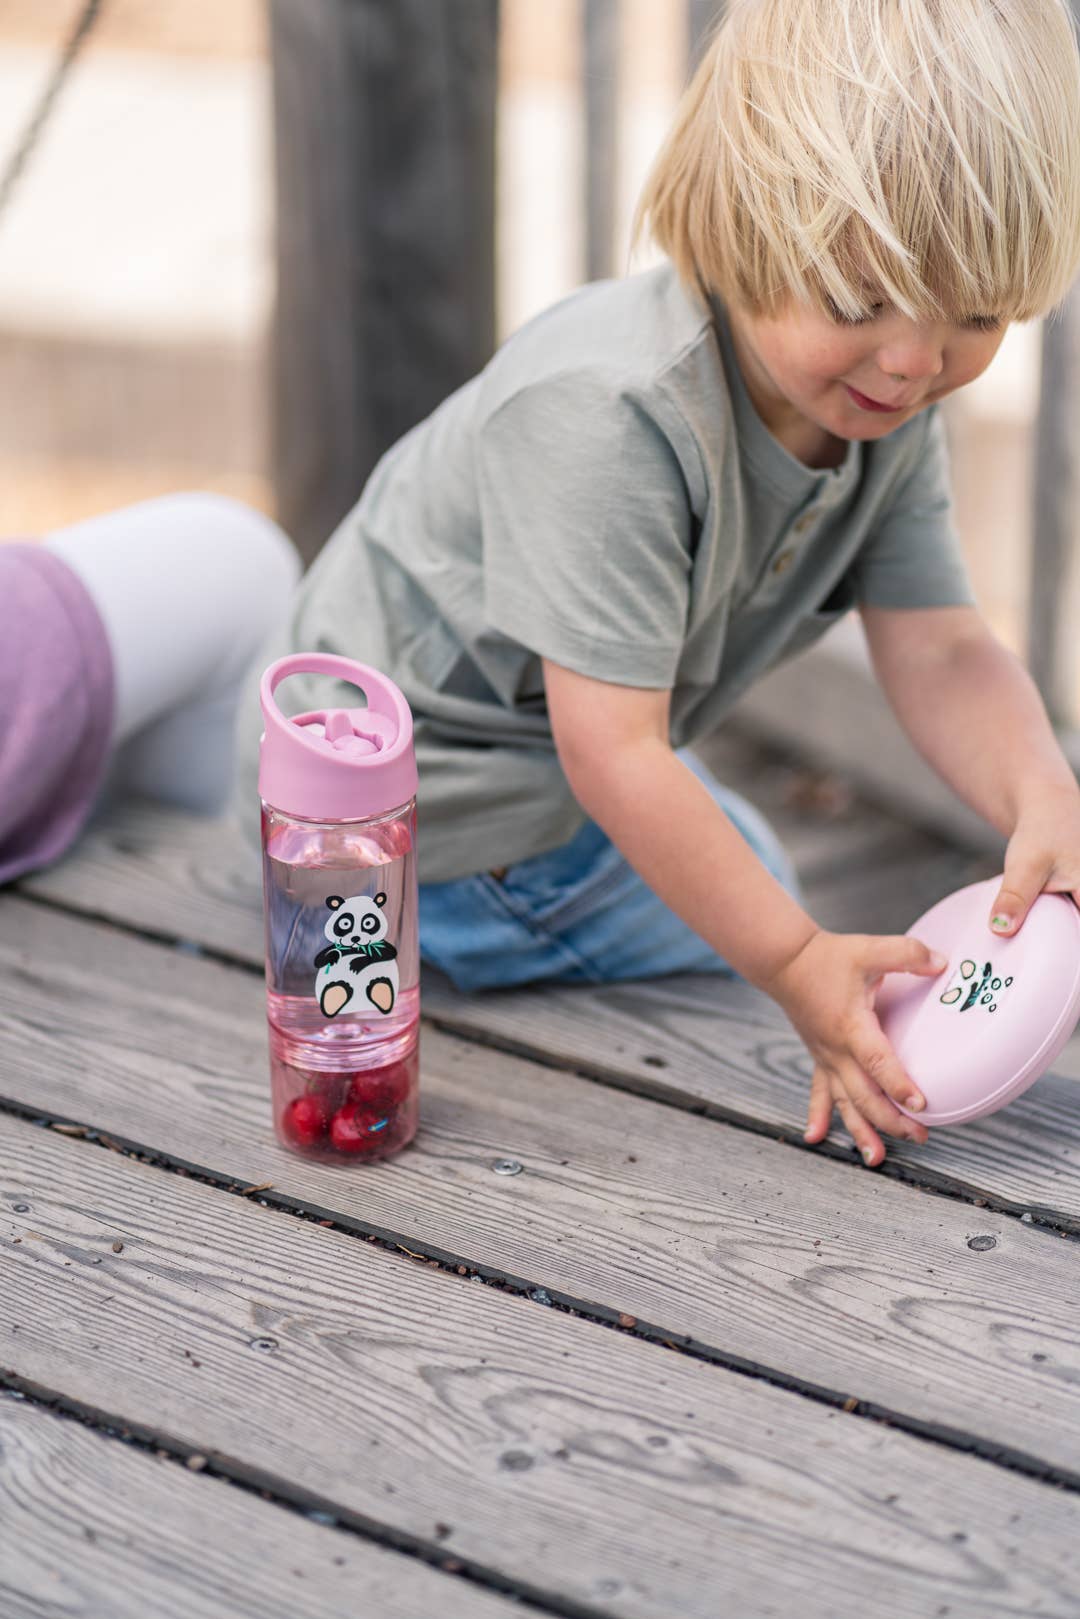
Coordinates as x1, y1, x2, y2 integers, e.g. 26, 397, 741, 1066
1027, 0, 1080, 733
686, 0, 720, 76
269, 0, 498, 564
1027, 287, 1080, 727
583, 0, 619, 284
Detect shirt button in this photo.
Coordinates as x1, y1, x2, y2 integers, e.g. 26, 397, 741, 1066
771, 549, 795, 575
793, 508, 819, 533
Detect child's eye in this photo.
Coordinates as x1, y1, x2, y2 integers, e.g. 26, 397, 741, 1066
825, 297, 886, 325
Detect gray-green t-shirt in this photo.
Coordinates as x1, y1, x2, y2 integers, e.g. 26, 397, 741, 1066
234, 263, 975, 882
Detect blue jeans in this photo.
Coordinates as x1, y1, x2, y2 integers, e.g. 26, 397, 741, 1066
418, 749, 804, 992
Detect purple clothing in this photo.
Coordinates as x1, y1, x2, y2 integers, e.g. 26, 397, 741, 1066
0, 543, 115, 885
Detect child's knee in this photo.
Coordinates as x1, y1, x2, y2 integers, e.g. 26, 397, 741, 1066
176, 493, 302, 599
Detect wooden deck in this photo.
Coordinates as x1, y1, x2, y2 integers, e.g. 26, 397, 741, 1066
3, 725, 1080, 1618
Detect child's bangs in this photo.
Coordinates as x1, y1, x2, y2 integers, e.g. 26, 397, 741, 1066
640, 0, 1080, 325
797, 83, 1080, 327
802, 206, 1049, 329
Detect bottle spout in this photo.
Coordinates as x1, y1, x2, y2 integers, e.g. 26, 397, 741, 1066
323, 708, 382, 753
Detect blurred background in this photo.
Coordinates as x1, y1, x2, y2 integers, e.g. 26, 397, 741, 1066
0, 0, 1066, 767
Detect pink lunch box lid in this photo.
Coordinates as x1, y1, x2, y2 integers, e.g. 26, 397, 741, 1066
875, 875, 1080, 1126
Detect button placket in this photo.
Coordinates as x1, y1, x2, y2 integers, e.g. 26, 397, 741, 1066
772, 500, 825, 574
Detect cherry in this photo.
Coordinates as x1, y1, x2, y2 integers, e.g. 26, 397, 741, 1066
283, 1092, 330, 1146
347, 1058, 412, 1113
330, 1099, 397, 1155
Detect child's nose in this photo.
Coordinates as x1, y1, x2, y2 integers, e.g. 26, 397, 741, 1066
876, 328, 945, 382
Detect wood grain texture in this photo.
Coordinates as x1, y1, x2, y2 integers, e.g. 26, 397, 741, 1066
15, 801, 1080, 1198
0, 1396, 519, 1619
421, 969, 1080, 1207
3, 897, 1080, 1480
4, 1117, 1080, 1619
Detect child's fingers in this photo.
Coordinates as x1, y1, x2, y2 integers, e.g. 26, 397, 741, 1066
848, 1019, 926, 1114
836, 1051, 925, 1143
861, 934, 947, 980
803, 1068, 834, 1143
988, 870, 1045, 937
832, 1090, 885, 1166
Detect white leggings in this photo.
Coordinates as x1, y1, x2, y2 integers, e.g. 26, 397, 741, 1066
44, 493, 301, 813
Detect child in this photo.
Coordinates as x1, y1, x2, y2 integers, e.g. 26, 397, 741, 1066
8, 0, 1080, 1169
229, 0, 1080, 1169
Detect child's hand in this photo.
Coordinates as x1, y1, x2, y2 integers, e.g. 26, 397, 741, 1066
985, 785, 1080, 937
762, 930, 948, 1166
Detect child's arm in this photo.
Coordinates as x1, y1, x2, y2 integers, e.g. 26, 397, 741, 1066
861, 603, 1080, 931
543, 658, 946, 1164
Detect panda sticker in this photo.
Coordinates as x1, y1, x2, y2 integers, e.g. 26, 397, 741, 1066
313, 893, 398, 1019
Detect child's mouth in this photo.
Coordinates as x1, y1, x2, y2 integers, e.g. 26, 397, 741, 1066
845, 384, 908, 413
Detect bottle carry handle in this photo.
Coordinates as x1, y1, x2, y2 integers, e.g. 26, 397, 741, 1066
261, 654, 412, 748
258, 653, 418, 821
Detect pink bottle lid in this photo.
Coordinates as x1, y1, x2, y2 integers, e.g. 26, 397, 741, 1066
258, 653, 418, 823
876, 875, 1080, 1126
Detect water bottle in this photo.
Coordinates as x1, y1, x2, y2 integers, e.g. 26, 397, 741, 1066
258, 653, 420, 1161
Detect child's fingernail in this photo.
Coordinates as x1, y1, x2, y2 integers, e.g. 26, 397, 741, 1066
906, 1094, 924, 1111
991, 914, 1012, 932
861, 1146, 875, 1164
929, 950, 947, 970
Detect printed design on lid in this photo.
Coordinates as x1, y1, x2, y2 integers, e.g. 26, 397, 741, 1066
313, 893, 398, 1018
939, 958, 1013, 1014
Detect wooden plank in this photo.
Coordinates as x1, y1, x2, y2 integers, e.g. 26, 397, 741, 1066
423, 967, 1080, 1184
694, 728, 973, 887
731, 622, 1016, 857
5, 1116, 1080, 1619
801, 840, 991, 935
18, 804, 1080, 1199
0, 1395, 520, 1619
4, 897, 1080, 1481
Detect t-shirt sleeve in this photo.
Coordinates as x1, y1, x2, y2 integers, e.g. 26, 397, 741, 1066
850, 407, 977, 609
475, 373, 695, 688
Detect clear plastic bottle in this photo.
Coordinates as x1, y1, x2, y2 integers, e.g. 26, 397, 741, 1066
258, 654, 420, 1163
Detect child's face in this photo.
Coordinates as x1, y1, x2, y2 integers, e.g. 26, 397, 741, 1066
728, 296, 1008, 449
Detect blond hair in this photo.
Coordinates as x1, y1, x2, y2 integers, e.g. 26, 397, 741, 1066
634, 0, 1080, 322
